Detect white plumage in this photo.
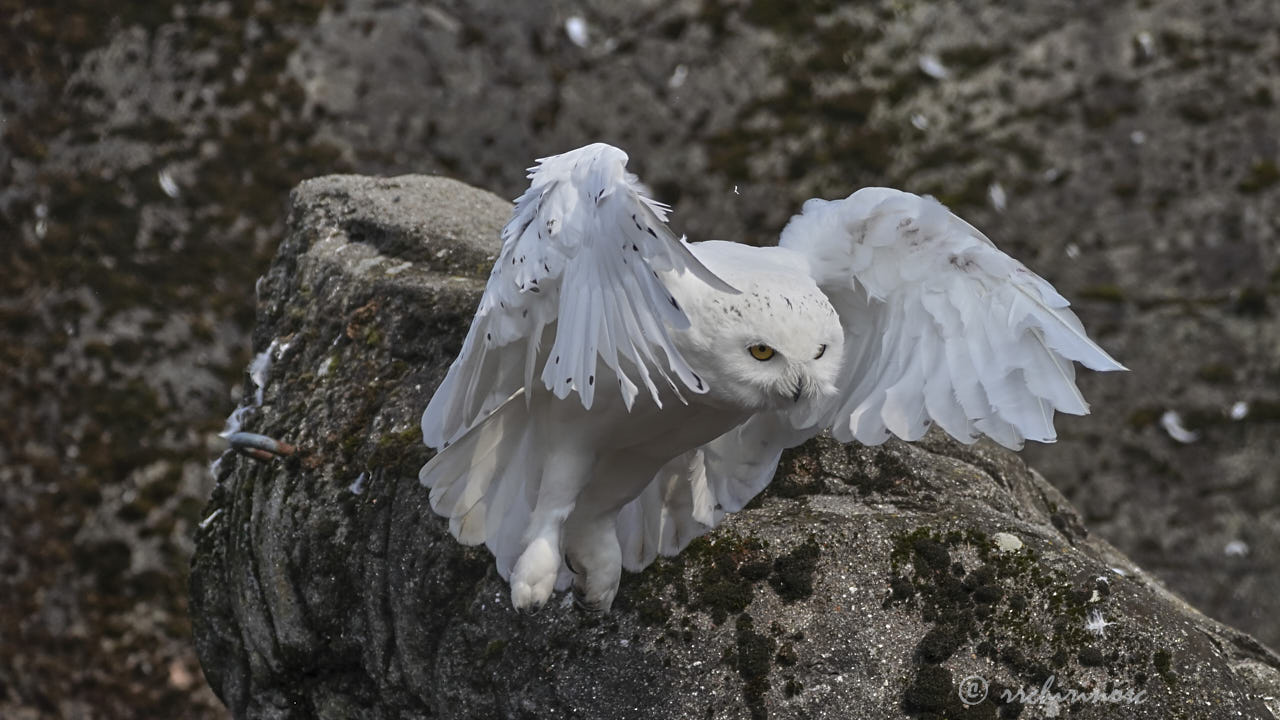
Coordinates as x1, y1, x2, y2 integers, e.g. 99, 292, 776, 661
420, 143, 1124, 612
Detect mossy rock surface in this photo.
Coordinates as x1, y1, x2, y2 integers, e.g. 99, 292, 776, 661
191, 175, 1280, 720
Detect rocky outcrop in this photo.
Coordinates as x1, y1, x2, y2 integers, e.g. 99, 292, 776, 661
191, 175, 1280, 719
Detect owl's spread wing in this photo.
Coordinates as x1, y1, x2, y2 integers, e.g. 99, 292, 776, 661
780, 187, 1125, 450
421, 143, 736, 447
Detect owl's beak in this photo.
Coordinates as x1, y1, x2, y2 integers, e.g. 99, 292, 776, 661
791, 379, 805, 403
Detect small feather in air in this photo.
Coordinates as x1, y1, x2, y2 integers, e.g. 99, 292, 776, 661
565, 16, 589, 47
1135, 31, 1156, 59
34, 203, 47, 239
918, 54, 950, 80
158, 168, 181, 198
988, 182, 1007, 212
1224, 540, 1249, 557
910, 113, 929, 130
1230, 401, 1248, 420
1160, 410, 1199, 443
668, 64, 688, 89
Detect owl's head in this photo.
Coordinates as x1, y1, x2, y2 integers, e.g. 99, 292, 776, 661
675, 264, 844, 413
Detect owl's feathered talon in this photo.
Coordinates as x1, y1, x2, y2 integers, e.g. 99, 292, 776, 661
510, 537, 559, 612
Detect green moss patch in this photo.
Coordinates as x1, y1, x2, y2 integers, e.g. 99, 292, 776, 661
691, 534, 769, 625
768, 536, 821, 601
734, 613, 777, 720
887, 524, 1162, 717
1237, 160, 1279, 193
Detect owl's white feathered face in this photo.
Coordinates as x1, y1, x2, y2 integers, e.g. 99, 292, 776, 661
675, 275, 845, 412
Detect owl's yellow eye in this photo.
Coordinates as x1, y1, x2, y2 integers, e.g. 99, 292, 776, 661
748, 344, 775, 361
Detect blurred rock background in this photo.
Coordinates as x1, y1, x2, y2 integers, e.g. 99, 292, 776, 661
1, 0, 1276, 717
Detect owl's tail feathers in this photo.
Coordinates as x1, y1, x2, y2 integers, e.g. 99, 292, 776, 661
616, 413, 809, 573
419, 391, 540, 580
615, 451, 711, 573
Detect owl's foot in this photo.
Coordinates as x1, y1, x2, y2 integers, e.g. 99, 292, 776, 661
561, 553, 609, 613
571, 575, 618, 614
510, 537, 559, 612
564, 520, 622, 613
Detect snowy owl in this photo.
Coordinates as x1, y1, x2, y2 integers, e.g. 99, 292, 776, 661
420, 143, 1123, 613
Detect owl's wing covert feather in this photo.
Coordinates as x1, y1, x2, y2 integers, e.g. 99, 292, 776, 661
421, 143, 736, 447
779, 187, 1125, 450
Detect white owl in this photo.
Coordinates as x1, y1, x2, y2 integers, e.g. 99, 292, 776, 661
420, 143, 1123, 613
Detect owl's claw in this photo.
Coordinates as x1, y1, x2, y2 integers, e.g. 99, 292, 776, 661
564, 553, 580, 575
514, 599, 544, 615
572, 584, 605, 614
571, 580, 617, 614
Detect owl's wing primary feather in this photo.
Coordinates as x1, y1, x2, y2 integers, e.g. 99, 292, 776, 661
421, 143, 736, 447
779, 187, 1125, 450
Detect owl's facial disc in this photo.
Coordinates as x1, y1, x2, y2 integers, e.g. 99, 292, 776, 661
673, 283, 844, 411
743, 342, 827, 401
736, 332, 841, 409
666, 249, 846, 412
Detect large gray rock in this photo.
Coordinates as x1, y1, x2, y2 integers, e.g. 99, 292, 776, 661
191, 175, 1280, 719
